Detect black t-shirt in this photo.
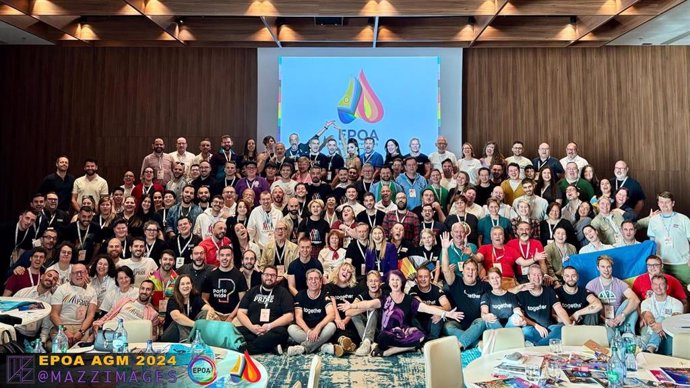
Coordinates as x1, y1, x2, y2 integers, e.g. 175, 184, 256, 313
202, 267, 248, 314
480, 291, 520, 324
409, 284, 445, 322
345, 240, 368, 277
169, 234, 202, 265
404, 153, 431, 175
239, 285, 294, 325
447, 280, 491, 329
177, 264, 214, 292
444, 214, 479, 246
323, 154, 345, 181
287, 258, 324, 292
356, 210, 386, 229
325, 283, 363, 319
411, 246, 441, 271
475, 184, 495, 207
164, 294, 205, 329
297, 218, 330, 247
60, 222, 102, 262
556, 286, 592, 316
294, 289, 330, 328
517, 287, 560, 327
306, 183, 333, 202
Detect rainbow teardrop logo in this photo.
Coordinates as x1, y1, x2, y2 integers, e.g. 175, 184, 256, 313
229, 350, 262, 384
337, 69, 384, 124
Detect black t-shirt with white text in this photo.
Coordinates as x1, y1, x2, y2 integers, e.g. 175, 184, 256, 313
480, 291, 520, 324
287, 258, 324, 292
202, 267, 248, 314
447, 280, 491, 329
239, 285, 294, 325
555, 286, 593, 316
517, 287, 560, 327
325, 283, 363, 319
294, 289, 330, 328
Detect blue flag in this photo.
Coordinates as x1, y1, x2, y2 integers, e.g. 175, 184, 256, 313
563, 240, 656, 287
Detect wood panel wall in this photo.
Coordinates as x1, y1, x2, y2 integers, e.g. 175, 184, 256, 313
464, 46, 690, 214
0, 47, 257, 220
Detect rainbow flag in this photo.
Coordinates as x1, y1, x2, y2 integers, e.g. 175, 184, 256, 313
564, 240, 656, 287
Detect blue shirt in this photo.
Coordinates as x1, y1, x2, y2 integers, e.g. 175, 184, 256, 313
395, 173, 428, 210
359, 151, 384, 169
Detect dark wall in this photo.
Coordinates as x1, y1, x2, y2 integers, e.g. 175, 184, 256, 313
0, 47, 257, 220
464, 46, 690, 215
1, 46, 689, 220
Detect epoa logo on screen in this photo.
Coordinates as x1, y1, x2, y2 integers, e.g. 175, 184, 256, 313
337, 69, 384, 125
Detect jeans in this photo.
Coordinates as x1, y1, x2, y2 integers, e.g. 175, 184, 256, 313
522, 324, 563, 346
641, 326, 672, 355
287, 322, 336, 353
605, 300, 639, 341
413, 317, 443, 341
352, 310, 378, 343
443, 318, 486, 349
485, 313, 521, 330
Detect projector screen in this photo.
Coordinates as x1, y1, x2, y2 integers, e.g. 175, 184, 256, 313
258, 48, 463, 157
278, 56, 439, 155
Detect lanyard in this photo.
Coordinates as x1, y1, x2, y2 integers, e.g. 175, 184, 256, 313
661, 213, 676, 235
99, 215, 106, 228
606, 215, 621, 235
451, 244, 465, 259
14, 223, 28, 249
615, 177, 628, 191
49, 212, 57, 226
363, 181, 372, 193
225, 177, 236, 187
325, 212, 336, 226
177, 235, 192, 255
492, 246, 504, 262
180, 205, 191, 218
430, 186, 442, 201
223, 150, 233, 162
536, 159, 548, 170
162, 209, 167, 227
356, 242, 366, 261
245, 179, 255, 189
260, 286, 274, 308
491, 217, 499, 227
146, 240, 156, 258
423, 249, 434, 262
29, 270, 37, 287
77, 224, 90, 247
395, 211, 407, 224
363, 153, 373, 164
275, 243, 286, 265
518, 241, 531, 259
556, 243, 569, 261
598, 278, 614, 302
186, 299, 191, 316
456, 214, 466, 224
143, 185, 152, 196
366, 213, 376, 228
34, 215, 42, 238
328, 154, 336, 170
652, 297, 669, 317
547, 221, 558, 240
422, 221, 435, 230
211, 237, 220, 252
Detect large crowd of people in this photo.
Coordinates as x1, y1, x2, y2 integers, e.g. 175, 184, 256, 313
1, 130, 689, 358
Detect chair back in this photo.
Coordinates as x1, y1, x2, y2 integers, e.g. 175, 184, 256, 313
561, 325, 608, 347
423, 336, 463, 388
103, 319, 153, 343
307, 355, 322, 388
481, 328, 524, 355
672, 333, 690, 360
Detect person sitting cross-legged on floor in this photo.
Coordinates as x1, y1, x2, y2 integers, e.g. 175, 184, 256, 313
285, 268, 340, 357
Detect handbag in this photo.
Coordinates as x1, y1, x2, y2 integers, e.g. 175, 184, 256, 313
94, 328, 117, 352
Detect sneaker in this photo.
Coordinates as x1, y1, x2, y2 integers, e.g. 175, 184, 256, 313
320, 343, 344, 357
287, 345, 305, 356
355, 339, 371, 356
276, 344, 283, 355
338, 336, 356, 352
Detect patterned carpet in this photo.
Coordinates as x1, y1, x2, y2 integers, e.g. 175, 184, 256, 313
254, 347, 481, 387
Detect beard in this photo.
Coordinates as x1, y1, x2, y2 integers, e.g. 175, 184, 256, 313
396, 202, 407, 210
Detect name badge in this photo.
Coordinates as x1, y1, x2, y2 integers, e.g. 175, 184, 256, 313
409, 189, 416, 198
78, 249, 87, 262
327, 171, 332, 181
157, 169, 164, 181
663, 236, 674, 247
493, 263, 502, 270
277, 265, 285, 277
604, 304, 615, 319
520, 265, 530, 275
176, 257, 185, 268
360, 264, 366, 276
260, 308, 270, 323
158, 299, 168, 313
9, 250, 20, 266
32, 239, 42, 248
664, 308, 672, 316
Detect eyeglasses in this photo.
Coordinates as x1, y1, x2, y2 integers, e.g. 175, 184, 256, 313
646, 263, 661, 268
262, 273, 277, 278
145, 229, 159, 232
72, 270, 86, 275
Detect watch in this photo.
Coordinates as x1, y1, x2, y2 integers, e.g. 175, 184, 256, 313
78, 329, 85, 335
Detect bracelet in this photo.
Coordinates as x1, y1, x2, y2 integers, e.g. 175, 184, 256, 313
441, 311, 447, 321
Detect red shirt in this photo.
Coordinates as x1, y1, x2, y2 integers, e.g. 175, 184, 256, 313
198, 237, 231, 267
632, 273, 686, 302
5, 270, 42, 295
478, 244, 520, 278
506, 239, 545, 278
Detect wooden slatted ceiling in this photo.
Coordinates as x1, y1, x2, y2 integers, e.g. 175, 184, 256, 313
0, 0, 686, 47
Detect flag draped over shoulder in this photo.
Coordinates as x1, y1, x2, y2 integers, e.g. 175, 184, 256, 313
563, 240, 656, 287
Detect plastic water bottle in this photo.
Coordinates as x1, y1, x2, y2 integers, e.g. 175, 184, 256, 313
606, 345, 626, 387
621, 324, 638, 371
51, 325, 69, 353
144, 339, 155, 353
190, 330, 214, 359
33, 339, 46, 353
112, 318, 129, 353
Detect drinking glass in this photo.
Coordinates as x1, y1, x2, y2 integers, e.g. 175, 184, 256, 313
526, 364, 541, 382
547, 360, 560, 380
549, 338, 562, 354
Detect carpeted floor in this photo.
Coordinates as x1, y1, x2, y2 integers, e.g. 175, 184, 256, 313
254, 347, 481, 387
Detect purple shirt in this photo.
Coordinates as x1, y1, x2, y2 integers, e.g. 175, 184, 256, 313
585, 277, 628, 310
234, 177, 270, 206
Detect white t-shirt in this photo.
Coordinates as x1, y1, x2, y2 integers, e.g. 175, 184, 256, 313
112, 299, 148, 322
429, 151, 457, 172
505, 156, 533, 179
247, 207, 284, 248
271, 179, 297, 199
640, 295, 683, 322
51, 283, 98, 325
14, 286, 52, 337
647, 212, 690, 265
118, 257, 158, 286
100, 286, 139, 312
47, 263, 72, 285
579, 243, 614, 254
89, 275, 116, 306
457, 158, 482, 185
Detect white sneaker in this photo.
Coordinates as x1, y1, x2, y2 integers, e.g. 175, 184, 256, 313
276, 344, 283, 355
287, 345, 305, 356
355, 339, 371, 356
320, 343, 344, 357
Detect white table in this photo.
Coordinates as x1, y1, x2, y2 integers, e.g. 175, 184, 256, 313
464, 346, 690, 387
662, 313, 690, 337
0, 296, 51, 326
